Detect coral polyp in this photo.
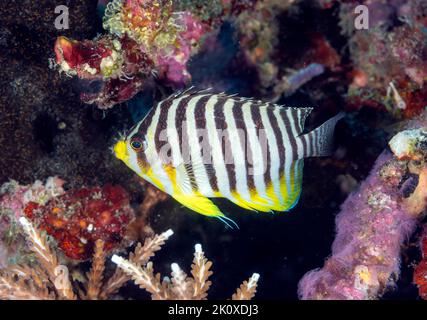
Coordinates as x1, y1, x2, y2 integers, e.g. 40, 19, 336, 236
23, 185, 135, 260
104, 0, 178, 50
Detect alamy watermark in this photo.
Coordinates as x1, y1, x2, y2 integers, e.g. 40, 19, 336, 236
134, 123, 275, 176
55, 5, 69, 30
354, 5, 369, 30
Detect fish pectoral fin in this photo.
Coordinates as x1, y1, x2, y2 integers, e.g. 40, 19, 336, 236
184, 161, 215, 180
172, 193, 224, 218
172, 160, 216, 195
173, 163, 193, 194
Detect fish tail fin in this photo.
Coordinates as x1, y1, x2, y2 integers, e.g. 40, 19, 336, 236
299, 112, 344, 158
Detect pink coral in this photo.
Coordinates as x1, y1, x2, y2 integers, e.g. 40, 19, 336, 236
54, 0, 208, 108
299, 116, 427, 300
414, 228, 427, 300
154, 12, 205, 85
0, 177, 65, 267
298, 152, 417, 300
0, 177, 65, 220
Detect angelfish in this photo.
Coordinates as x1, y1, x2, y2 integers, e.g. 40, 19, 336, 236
114, 88, 343, 227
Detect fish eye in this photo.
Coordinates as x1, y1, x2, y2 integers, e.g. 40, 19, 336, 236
130, 138, 143, 150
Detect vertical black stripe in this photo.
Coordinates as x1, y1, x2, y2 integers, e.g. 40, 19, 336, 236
234, 100, 255, 191
175, 95, 196, 166
154, 99, 173, 159
291, 108, 305, 159
293, 109, 303, 133
193, 96, 218, 193
302, 136, 308, 157
186, 95, 211, 191
137, 103, 157, 137
214, 96, 236, 193
267, 108, 285, 184
281, 108, 298, 160
251, 103, 271, 188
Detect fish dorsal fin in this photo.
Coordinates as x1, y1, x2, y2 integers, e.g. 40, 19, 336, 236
277, 106, 313, 135
162, 87, 213, 103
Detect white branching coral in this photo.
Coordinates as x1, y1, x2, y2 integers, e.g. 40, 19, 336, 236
232, 273, 261, 300
0, 219, 173, 300
112, 241, 260, 300
0, 219, 260, 300
0, 217, 75, 300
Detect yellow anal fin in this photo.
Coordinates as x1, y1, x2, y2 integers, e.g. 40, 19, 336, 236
264, 183, 285, 211
172, 192, 224, 218
230, 191, 264, 212
278, 160, 304, 211
231, 190, 280, 213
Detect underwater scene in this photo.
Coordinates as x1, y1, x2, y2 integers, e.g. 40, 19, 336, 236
1, 0, 427, 303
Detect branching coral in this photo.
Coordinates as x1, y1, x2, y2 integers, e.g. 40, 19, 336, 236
112, 242, 260, 300
0, 217, 259, 300
126, 180, 169, 240
0, 177, 65, 267
0, 217, 74, 300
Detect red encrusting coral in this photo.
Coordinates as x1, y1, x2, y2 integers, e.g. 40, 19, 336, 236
54, 36, 113, 77
23, 185, 135, 260
53, 0, 261, 109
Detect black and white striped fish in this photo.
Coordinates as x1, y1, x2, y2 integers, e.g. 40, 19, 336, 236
113, 88, 343, 226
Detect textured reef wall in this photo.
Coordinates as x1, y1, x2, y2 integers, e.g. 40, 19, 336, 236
299, 116, 427, 300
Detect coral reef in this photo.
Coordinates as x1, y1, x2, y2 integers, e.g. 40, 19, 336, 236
3, 0, 427, 301
23, 185, 135, 260
53, 0, 313, 109
112, 242, 259, 300
0, 178, 140, 263
0, 217, 259, 300
0, 177, 65, 267
341, 0, 427, 118
234, 0, 341, 100
298, 118, 427, 300
0, 0, 130, 188
54, 0, 254, 109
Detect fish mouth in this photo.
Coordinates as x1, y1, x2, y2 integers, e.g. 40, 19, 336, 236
113, 140, 129, 163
